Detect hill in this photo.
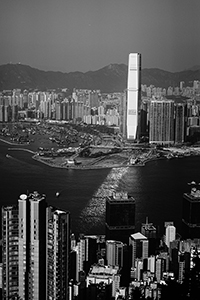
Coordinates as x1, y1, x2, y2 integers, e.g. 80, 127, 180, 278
0, 63, 200, 93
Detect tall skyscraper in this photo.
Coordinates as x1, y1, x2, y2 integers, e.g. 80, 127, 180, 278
149, 99, 174, 144
182, 187, 200, 239
126, 53, 141, 141
2, 205, 19, 299
105, 191, 135, 245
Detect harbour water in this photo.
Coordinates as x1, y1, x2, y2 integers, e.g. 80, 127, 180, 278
0, 140, 200, 237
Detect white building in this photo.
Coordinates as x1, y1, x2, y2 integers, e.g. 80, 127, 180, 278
165, 225, 176, 248
126, 53, 141, 140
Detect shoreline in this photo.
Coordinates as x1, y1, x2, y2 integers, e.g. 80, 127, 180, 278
1, 137, 200, 170
32, 154, 145, 170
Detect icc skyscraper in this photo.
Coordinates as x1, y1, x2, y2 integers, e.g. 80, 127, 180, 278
126, 53, 141, 141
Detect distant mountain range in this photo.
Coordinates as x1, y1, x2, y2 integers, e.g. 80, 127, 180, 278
0, 63, 200, 93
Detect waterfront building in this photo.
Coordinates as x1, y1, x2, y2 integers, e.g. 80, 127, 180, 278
105, 191, 136, 245
2, 205, 19, 299
149, 99, 174, 144
182, 187, 200, 239
126, 53, 141, 141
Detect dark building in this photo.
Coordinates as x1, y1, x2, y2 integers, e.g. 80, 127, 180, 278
174, 103, 186, 144
141, 217, 157, 255
105, 191, 135, 245
182, 187, 200, 239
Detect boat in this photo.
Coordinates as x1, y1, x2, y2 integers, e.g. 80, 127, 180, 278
55, 192, 60, 197
6, 154, 12, 158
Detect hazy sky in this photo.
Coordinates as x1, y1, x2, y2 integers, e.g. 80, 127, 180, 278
1, 0, 200, 73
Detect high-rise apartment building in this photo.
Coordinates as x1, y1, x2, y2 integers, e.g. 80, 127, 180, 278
2, 191, 70, 300
149, 99, 174, 144
46, 206, 70, 300
18, 192, 47, 300
182, 187, 200, 239
105, 192, 135, 245
2, 205, 19, 299
126, 53, 141, 140
174, 103, 186, 144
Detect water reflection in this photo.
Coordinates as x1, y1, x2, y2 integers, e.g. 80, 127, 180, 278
79, 167, 129, 233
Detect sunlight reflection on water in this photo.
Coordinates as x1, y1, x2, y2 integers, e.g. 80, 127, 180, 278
79, 167, 129, 233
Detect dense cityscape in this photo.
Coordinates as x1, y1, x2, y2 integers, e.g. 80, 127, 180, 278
1, 53, 200, 300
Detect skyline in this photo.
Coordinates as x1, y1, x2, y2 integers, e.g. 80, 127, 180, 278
1, 0, 200, 73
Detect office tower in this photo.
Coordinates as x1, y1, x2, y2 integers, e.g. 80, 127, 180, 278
165, 225, 176, 248
149, 99, 174, 144
2, 205, 19, 299
46, 206, 70, 300
18, 192, 47, 300
182, 187, 200, 239
106, 240, 124, 268
141, 217, 156, 239
141, 217, 157, 255
126, 53, 141, 140
174, 103, 186, 144
129, 233, 148, 269
105, 191, 135, 245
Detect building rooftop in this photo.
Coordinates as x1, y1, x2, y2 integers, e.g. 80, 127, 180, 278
89, 264, 119, 276
184, 188, 200, 201
141, 217, 156, 231
29, 191, 46, 202
107, 191, 135, 203
130, 232, 147, 240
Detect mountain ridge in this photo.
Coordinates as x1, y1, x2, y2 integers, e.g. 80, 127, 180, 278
0, 63, 200, 93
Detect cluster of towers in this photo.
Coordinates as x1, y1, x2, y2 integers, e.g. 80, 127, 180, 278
1, 186, 200, 299
0, 89, 121, 127
2, 192, 70, 300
